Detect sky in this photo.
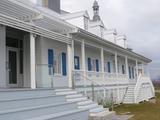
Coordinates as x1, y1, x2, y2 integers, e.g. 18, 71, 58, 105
31, 0, 160, 80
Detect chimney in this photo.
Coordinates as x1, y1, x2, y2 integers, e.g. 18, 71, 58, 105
42, 0, 61, 13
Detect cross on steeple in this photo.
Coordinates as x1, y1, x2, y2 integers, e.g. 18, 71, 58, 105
93, 0, 101, 21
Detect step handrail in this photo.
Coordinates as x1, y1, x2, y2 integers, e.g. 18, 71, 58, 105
134, 73, 142, 103
134, 74, 155, 103
72, 71, 109, 102
121, 85, 129, 103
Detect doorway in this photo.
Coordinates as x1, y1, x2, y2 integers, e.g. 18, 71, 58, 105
6, 48, 19, 87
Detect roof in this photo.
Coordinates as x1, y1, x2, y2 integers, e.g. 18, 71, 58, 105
60, 11, 90, 20
0, 0, 77, 44
72, 28, 152, 63
0, 0, 76, 34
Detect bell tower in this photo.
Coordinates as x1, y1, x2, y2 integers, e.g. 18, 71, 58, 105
93, 0, 101, 21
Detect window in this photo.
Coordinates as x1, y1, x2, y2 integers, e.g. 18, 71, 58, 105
48, 49, 54, 75
62, 52, 67, 76
74, 56, 80, 70
108, 62, 111, 73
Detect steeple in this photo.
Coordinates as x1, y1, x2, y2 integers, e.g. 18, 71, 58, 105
93, 0, 101, 21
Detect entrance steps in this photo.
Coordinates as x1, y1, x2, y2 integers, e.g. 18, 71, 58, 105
123, 84, 135, 104
0, 89, 89, 120
55, 88, 114, 119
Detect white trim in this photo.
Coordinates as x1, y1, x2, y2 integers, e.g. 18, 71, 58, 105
0, 13, 72, 44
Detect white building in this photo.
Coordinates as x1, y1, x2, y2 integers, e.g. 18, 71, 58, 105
0, 0, 155, 120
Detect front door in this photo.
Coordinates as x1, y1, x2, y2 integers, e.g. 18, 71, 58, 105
6, 48, 19, 87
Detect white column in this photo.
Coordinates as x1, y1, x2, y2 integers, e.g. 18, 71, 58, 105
72, 40, 75, 70
67, 43, 73, 88
135, 60, 138, 78
0, 25, 6, 88
81, 40, 86, 94
101, 47, 104, 73
115, 52, 119, 102
30, 33, 36, 89
115, 52, 118, 75
81, 40, 86, 72
125, 56, 129, 78
101, 47, 105, 97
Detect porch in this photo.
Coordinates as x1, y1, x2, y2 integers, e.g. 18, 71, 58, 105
72, 40, 150, 88
0, 26, 72, 89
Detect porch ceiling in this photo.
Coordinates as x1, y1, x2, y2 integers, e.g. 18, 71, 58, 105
0, 0, 75, 34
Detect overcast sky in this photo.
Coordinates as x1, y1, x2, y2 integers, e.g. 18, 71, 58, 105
32, 0, 160, 79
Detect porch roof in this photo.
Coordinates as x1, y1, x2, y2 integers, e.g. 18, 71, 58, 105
0, 0, 75, 44
72, 28, 152, 63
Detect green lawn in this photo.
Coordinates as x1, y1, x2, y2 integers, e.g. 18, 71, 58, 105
114, 92, 160, 120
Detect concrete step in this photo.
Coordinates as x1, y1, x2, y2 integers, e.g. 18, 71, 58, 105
0, 95, 66, 111
0, 102, 78, 120
78, 103, 98, 109
25, 109, 89, 120
56, 91, 77, 95
0, 89, 55, 101
54, 89, 72, 92
78, 100, 93, 106
66, 94, 83, 98
89, 106, 105, 113
67, 97, 87, 102
55, 88, 112, 116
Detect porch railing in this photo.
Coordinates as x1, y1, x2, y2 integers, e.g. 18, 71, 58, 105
73, 70, 130, 104
73, 70, 129, 86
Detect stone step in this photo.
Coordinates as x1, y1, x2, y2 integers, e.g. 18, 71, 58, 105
66, 94, 83, 98
0, 95, 66, 111
78, 100, 93, 106
56, 91, 77, 95
0, 89, 55, 101
0, 102, 78, 120
55, 89, 72, 92
89, 106, 105, 113
67, 97, 87, 102
79, 103, 98, 110
25, 109, 89, 120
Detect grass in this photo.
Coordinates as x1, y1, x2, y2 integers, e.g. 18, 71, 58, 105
114, 92, 160, 120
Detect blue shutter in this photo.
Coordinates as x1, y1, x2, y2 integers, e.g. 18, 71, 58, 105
129, 66, 131, 79
132, 67, 134, 79
88, 58, 92, 71
48, 49, 54, 75
62, 52, 67, 76
74, 56, 80, 70
96, 59, 99, 72
122, 65, 125, 74
108, 62, 111, 73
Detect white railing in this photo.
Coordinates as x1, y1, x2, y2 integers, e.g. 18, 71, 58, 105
134, 73, 155, 103
73, 70, 129, 104
73, 70, 109, 101
73, 70, 129, 86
